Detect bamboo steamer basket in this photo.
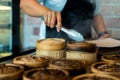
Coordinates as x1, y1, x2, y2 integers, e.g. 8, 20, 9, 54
23, 68, 69, 80
72, 73, 120, 80
13, 54, 50, 68
0, 64, 24, 80
101, 54, 120, 63
49, 58, 86, 76
67, 51, 97, 65
66, 41, 97, 65
36, 49, 65, 58
36, 38, 66, 58
36, 38, 65, 50
91, 62, 120, 78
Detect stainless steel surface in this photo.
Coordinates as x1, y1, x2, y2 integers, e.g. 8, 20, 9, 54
61, 27, 84, 41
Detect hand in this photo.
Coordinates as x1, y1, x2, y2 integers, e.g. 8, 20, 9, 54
43, 9, 62, 32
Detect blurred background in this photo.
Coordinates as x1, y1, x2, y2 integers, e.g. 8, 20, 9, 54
92, 0, 120, 39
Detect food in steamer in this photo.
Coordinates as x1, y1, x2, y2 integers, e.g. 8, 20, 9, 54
13, 55, 50, 68
105, 55, 120, 60
97, 63, 120, 72
49, 59, 86, 76
0, 64, 19, 74
0, 64, 24, 80
51, 59, 84, 69
72, 73, 120, 80
91, 62, 120, 78
67, 41, 96, 51
23, 68, 69, 80
15, 55, 49, 62
102, 54, 120, 62
29, 70, 65, 80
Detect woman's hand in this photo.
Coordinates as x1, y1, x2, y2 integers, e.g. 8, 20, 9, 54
43, 9, 62, 32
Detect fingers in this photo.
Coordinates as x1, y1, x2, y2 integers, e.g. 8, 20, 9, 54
56, 12, 62, 32
44, 11, 52, 27
47, 13, 51, 27
44, 14, 48, 25
44, 10, 62, 31
50, 11, 56, 28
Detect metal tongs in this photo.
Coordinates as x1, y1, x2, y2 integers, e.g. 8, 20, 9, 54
60, 27, 84, 42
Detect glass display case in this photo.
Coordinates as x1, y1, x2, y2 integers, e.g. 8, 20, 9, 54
0, 0, 12, 58
0, 0, 36, 61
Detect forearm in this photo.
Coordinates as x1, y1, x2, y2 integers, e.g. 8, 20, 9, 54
20, 0, 62, 31
93, 15, 107, 33
93, 15, 109, 39
20, 0, 50, 17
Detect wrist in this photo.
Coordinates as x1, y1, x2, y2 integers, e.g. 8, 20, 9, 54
98, 31, 109, 38
40, 6, 50, 16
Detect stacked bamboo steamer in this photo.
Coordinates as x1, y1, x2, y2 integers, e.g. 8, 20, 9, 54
36, 38, 66, 58
66, 41, 97, 65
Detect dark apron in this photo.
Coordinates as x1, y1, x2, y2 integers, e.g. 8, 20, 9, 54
46, 0, 94, 42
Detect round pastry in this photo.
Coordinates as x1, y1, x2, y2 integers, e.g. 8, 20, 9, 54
67, 41, 96, 52
49, 58, 86, 76
101, 54, 120, 63
91, 62, 120, 78
13, 55, 50, 68
72, 73, 120, 80
23, 68, 69, 80
0, 64, 24, 80
36, 38, 65, 51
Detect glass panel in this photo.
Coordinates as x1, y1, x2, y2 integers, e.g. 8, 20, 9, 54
0, 0, 12, 58
20, 11, 42, 50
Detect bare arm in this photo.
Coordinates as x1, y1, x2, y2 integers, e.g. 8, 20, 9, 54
93, 15, 110, 39
20, 0, 62, 32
